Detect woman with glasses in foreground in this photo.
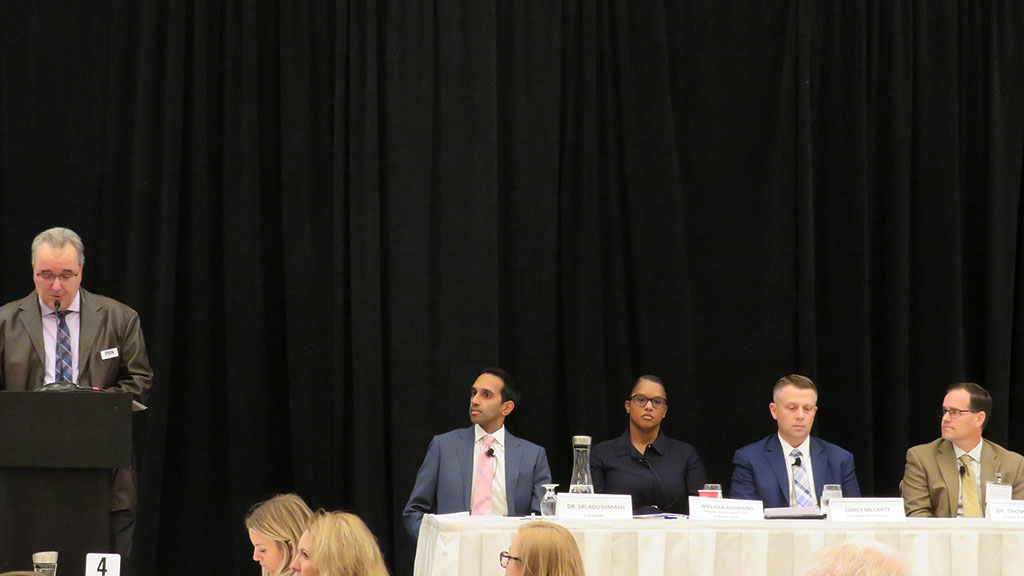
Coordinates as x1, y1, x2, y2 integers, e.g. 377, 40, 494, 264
246, 493, 313, 576
590, 375, 708, 514
500, 521, 584, 576
289, 510, 389, 576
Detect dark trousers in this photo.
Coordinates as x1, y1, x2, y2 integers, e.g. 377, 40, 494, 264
111, 508, 135, 575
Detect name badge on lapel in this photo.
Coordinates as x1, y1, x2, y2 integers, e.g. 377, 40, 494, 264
100, 348, 120, 360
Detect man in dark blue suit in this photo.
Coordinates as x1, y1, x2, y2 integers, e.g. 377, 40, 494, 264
730, 374, 860, 508
402, 367, 551, 542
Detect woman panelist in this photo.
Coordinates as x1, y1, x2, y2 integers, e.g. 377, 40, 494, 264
591, 375, 707, 514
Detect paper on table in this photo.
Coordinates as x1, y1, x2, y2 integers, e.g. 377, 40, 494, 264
434, 512, 471, 520
763, 506, 824, 519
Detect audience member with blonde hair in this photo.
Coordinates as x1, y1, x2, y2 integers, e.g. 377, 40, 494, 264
805, 540, 906, 576
290, 510, 389, 576
501, 521, 584, 576
245, 494, 313, 576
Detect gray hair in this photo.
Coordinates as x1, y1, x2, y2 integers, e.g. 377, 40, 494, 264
31, 227, 85, 268
805, 540, 906, 576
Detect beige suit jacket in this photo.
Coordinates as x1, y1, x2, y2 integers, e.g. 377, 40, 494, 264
0, 288, 153, 509
902, 437, 1024, 517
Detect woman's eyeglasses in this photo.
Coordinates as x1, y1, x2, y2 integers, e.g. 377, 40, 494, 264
629, 394, 667, 409
499, 551, 522, 568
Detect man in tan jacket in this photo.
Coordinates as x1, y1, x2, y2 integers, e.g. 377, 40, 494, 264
902, 382, 1024, 517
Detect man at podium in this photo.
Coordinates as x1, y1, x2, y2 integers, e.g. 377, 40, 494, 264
0, 226, 153, 562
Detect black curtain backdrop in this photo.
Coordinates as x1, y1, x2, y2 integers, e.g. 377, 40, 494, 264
2, 1, 1023, 574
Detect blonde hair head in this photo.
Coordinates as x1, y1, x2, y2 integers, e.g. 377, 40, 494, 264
245, 494, 313, 576
516, 521, 585, 576
307, 511, 389, 576
805, 540, 906, 576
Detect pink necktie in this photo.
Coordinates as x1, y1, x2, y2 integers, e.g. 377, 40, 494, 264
471, 435, 496, 515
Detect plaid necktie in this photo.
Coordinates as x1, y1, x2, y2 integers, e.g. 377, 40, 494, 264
55, 310, 73, 383
791, 448, 814, 507
960, 454, 982, 518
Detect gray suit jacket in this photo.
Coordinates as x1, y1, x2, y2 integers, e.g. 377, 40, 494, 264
0, 288, 154, 509
402, 426, 551, 542
902, 438, 1024, 517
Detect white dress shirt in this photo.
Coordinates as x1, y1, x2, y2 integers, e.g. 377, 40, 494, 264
953, 441, 983, 518
780, 433, 817, 506
472, 424, 508, 516
39, 292, 81, 384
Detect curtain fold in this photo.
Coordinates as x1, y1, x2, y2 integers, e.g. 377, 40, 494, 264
1, 1, 1023, 574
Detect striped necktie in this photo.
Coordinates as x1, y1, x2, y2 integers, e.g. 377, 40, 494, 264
55, 310, 73, 383
960, 454, 982, 518
791, 448, 814, 507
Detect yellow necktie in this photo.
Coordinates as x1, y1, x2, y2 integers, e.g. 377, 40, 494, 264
960, 454, 982, 518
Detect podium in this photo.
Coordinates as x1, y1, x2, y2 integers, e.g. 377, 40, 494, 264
0, 391, 132, 575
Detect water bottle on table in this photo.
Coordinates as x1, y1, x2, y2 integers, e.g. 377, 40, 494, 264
569, 435, 594, 494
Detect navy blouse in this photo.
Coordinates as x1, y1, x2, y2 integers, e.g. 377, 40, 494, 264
591, 430, 707, 514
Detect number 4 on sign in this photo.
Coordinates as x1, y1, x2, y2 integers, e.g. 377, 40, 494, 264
85, 553, 121, 576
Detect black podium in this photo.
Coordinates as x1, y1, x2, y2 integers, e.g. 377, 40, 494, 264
0, 391, 132, 575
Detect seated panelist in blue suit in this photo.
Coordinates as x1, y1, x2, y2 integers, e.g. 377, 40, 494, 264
402, 367, 552, 543
592, 375, 707, 514
730, 374, 860, 508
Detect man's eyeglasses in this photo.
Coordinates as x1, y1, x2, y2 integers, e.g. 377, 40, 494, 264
630, 394, 667, 409
36, 272, 79, 283
938, 407, 977, 419
499, 551, 521, 568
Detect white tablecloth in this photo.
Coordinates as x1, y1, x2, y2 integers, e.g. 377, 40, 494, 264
413, 513, 1024, 576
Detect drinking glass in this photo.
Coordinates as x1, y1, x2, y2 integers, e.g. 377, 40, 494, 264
32, 550, 58, 576
698, 483, 723, 498
540, 484, 559, 517
820, 484, 842, 517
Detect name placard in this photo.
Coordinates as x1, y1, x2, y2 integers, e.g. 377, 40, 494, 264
688, 496, 763, 520
828, 498, 906, 522
556, 493, 632, 519
986, 499, 1024, 520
